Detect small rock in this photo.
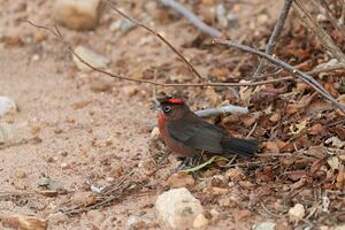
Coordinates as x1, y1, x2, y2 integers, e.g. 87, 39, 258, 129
209, 209, 220, 220
225, 168, 245, 182
167, 172, 195, 188
288, 203, 305, 221
73, 46, 110, 71
2, 213, 48, 230
335, 225, 345, 230
87, 210, 105, 226
126, 214, 153, 230
110, 19, 135, 32
31, 54, 40, 62
37, 177, 64, 191
253, 222, 276, 230
15, 170, 26, 179
155, 187, 204, 229
0, 96, 16, 117
89, 78, 113, 93
150, 127, 160, 140
53, 0, 101, 30
192, 213, 208, 229
70, 191, 97, 207
48, 213, 68, 225
122, 85, 138, 97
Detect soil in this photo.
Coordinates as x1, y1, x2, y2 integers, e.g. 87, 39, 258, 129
1, 0, 345, 229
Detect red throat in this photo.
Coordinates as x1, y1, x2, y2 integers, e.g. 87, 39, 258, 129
158, 112, 166, 128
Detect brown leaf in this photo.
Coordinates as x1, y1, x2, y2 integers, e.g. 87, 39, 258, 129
308, 123, 325, 136
1, 213, 47, 230
286, 171, 307, 181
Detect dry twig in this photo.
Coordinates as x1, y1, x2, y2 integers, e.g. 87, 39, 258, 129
253, 0, 293, 77
214, 39, 345, 112
159, 0, 222, 38
293, 0, 345, 64
107, 0, 204, 80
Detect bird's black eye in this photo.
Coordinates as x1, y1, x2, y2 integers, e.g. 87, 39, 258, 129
163, 105, 172, 113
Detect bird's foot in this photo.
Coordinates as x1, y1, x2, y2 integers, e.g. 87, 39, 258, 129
175, 155, 202, 172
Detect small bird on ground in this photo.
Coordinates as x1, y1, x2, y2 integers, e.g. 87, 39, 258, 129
157, 97, 258, 167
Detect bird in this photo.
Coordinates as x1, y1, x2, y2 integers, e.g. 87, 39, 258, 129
157, 96, 258, 167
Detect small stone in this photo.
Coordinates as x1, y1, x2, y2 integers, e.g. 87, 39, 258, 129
192, 213, 208, 229
60, 162, 69, 169
32, 54, 40, 62
89, 78, 113, 93
53, 0, 101, 30
209, 209, 220, 220
253, 222, 276, 230
150, 127, 160, 140
155, 187, 204, 229
0, 96, 16, 117
225, 168, 245, 182
73, 46, 110, 71
126, 214, 153, 230
122, 85, 138, 97
70, 192, 97, 207
48, 213, 68, 225
110, 19, 135, 32
15, 170, 26, 179
335, 225, 345, 230
288, 203, 305, 221
167, 172, 195, 188
87, 210, 105, 226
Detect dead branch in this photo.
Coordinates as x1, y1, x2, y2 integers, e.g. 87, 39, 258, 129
312, 0, 345, 36
26, 21, 297, 88
107, 0, 204, 80
159, 0, 222, 38
213, 39, 345, 112
195, 105, 249, 117
253, 0, 293, 77
293, 0, 345, 64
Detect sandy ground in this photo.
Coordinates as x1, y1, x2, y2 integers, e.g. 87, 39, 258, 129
3, 0, 344, 229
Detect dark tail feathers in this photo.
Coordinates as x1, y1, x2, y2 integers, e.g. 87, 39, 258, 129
221, 138, 258, 157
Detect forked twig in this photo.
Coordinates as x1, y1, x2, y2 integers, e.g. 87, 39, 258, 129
253, 0, 293, 77
107, 0, 204, 80
213, 39, 345, 112
293, 0, 345, 64
26, 21, 295, 88
159, 0, 222, 38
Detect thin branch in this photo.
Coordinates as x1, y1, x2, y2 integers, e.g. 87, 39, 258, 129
313, 0, 345, 36
213, 39, 345, 112
293, 0, 345, 64
107, 1, 204, 80
26, 21, 297, 88
195, 105, 249, 117
253, 0, 293, 78
159, 0, 222, 38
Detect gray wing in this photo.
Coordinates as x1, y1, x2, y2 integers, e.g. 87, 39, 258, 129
167, 118, 225, 153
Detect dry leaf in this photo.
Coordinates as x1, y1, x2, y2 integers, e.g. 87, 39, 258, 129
1, 213, 47, 230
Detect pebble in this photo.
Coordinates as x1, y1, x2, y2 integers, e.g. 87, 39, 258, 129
110, 19, 135, 33
0, 96, 16, 117
15, 170, 26, 179
122, 85, 138, 97
167, 172, 195, 188
150, 127, 160, 140
253, 222, 276, 230
288, 203, 305, 221
73, 46, 110, 71
155, 187, 205, 229
53, 0, 101, 30
89, 78, 113, 93
192, 213, 209, 229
